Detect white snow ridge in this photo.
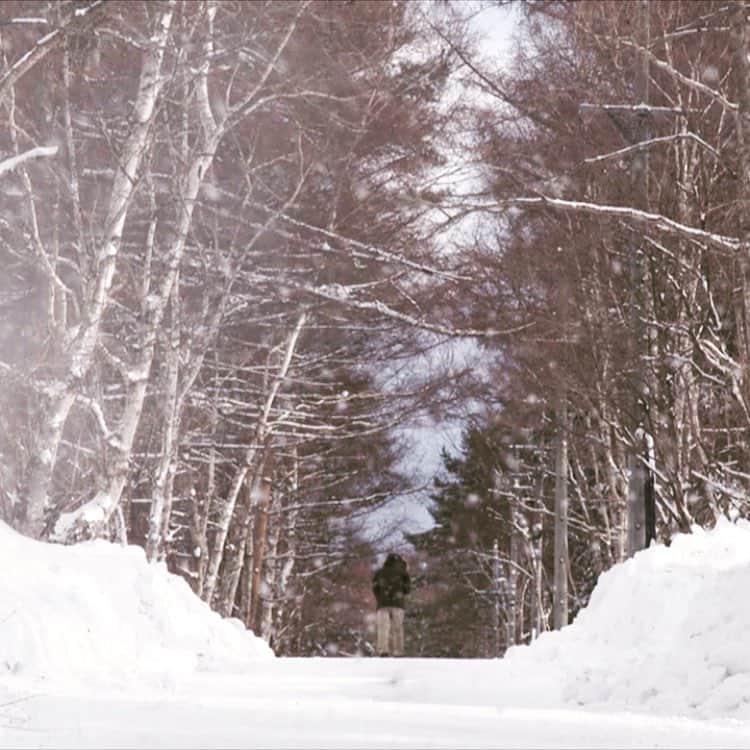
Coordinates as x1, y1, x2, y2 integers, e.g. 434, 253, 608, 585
0, 521, 272, 691
504, 517, 750, 718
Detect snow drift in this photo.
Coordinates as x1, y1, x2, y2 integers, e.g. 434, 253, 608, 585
0, 521, 272, 690
505, 518, 750, 718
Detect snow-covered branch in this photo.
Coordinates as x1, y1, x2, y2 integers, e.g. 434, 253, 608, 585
579, 102, 688, 116
584, 133, 722, 165
0, 1, 106, 102
0, 145, 58, 177
496, 194, 740, 252
3, 17, 48, 25
293, 280, 533, 339
619, 38, 737, 112
75, 395, 120, 448
224, 0, 311, 122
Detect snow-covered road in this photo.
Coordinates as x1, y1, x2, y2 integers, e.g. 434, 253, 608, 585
4, 658, 750, 749
6, 520, 750, 747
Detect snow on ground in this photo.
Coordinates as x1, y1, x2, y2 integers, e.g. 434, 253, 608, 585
504, 518, 750, 718
3, 519, 750, 747
0, 521, 272, 693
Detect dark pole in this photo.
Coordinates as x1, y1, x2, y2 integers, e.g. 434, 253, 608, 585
626, 0, 655, 556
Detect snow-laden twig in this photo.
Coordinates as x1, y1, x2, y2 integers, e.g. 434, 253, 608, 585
0, 1, 106, 101
293, 280, 534, 339
691, 470, 748, 502
75, 395, 120, 448
495, 194, 740, 252
5, 17, 48, 25
580, 102, 689, 115
0, 145, 57, 177
619, 38, 737, 111
584, 133, 722, 165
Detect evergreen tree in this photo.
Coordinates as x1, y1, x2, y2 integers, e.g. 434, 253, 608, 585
407, 419, 535, 657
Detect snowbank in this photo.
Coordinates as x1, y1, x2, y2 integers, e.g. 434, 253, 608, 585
505, 518, 750, 718
0, 521, 272, 690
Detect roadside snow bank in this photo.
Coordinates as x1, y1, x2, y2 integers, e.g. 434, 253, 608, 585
504, 518, 750, 718
0, 521, 272, 690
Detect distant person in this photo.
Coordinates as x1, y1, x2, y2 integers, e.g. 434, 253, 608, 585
372, 552, 411, 656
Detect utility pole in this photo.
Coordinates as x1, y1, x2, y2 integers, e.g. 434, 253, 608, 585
731, 1, 750, 412
581, 0, 662, 557
552, 265, 570, 630
552, 389, 569, 630
626, 0, 655, 556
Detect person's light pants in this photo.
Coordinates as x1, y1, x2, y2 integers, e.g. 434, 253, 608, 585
376, 607, 404, 656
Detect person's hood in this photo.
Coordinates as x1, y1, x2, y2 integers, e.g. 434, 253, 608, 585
385, 553, 405, 568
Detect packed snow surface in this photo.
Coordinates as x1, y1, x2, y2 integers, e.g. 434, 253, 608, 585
3, 519, 750, 747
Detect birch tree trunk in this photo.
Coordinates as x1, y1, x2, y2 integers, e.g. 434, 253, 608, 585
146, 280, 182, 561
508, 522, 520, 646
202, 313, 307, 604
266, 448, 300, 645
215, 459, 267, 618
249, 475, 274, 633
530, 470, 545, 640
24, 4, 175, 537
192, 352, 220, 595
260, 515, 282, 640
491, 538, 502, 656
255, 482, 282, 645
48, 0, 310, 543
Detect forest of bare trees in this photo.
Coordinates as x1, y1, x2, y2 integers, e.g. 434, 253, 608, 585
2, 0, 750, 657
411, 0, 750, 657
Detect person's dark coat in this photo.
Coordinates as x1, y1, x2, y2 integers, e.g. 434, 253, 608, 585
372, 553, 411, 609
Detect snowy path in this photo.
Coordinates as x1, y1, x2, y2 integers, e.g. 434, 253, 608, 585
4, 658, 750, 749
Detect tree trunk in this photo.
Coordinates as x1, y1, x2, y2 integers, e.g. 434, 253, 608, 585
202, 313, 306, 604
508, 521, 521, 645
193, 356, 221, 596
215, 455, 268, 617
147, 280, 182, 561
268, 448, 300, 647
248, 476, 273, 633
530, 469, 545, 640
259, 489, 282, 641
24, 4, 175, 537
492, 538, 502, 656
